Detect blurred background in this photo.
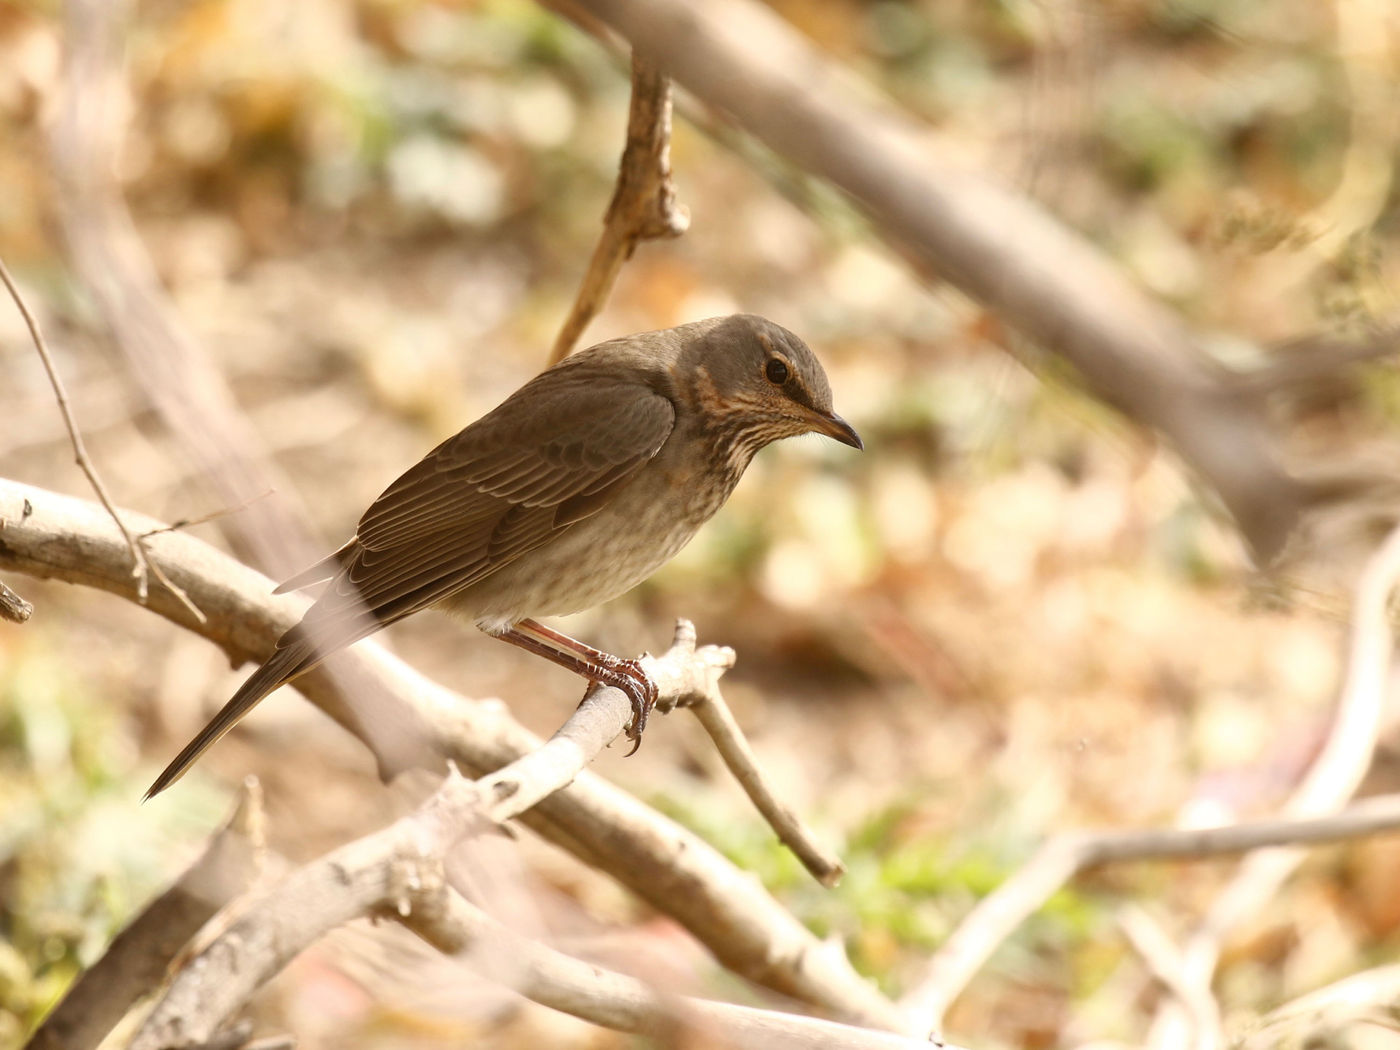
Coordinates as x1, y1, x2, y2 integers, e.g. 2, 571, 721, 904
2, 0, 1400, 1047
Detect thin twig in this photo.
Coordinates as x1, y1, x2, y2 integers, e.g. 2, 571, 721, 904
0, 256, 148, 599
1238, 963, 1400, 1050
137, 488, 276, 540
1118, 906, 1222, 1042
640, 620, 845, 885
899, 521, 1400, 1040
0, 256, 204, 622
646, 621, 845, 885
548, 53, 690, 364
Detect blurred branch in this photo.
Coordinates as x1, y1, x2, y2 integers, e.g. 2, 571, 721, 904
896, 794, 1400, 1034
1303, 0, 1399, 262
552, 0, 1310, 562
27, 780, 265, 1050
644, 628, 846, 886
1117, 906, 1222, 1044
900, 520, 1400, 1040
1239, 963, 1400, 1050
549, 54, 690, 364
51, 0, 317, 577
0, 477, 905, 1031
1147, 519, 1400, 1050
401, 888, 949, 1050
133, 769, 935, 1050
1233, 327, 1400, 398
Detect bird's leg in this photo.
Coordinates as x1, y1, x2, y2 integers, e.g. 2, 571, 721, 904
493, 618, 659, 754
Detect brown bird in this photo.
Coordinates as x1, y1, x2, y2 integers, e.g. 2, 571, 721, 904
145, 314, 861, 799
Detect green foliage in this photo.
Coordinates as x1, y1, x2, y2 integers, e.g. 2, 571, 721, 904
0, 642, 210, 1039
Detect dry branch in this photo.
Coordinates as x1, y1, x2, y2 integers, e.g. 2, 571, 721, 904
1239, 964, 1400, 1049
0, 477, 904, 1030
897, 794, 1400, 1034
557, 0, 1309, 562
133, 768, 936, 1050
682, 668, 846, 886
549, 53, 690, 364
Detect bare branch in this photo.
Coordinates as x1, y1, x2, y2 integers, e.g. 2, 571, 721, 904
555, 0, 1309, 561
643, 620, 846, 886
901, 518, 1400, 1036
403, 886, 955, 1050
1117, 906, 1222, 1043
0, 477, 904, 1030
26, 779, 265, 1050
549, 53, 690, 364
896, 793, 1400, 1034
132, 767, 941, 1050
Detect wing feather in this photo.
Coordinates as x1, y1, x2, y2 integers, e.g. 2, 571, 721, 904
290, 370, 675, 644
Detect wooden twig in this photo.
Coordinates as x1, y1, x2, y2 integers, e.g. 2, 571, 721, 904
136, 489, 277, 541
548, 53, 690, 364
0, 256, 204, 623
1238, 963, 1400, 1049
26, 779, 265, 1050
644, 620, 846, 886
1118, 906, 1222, 1044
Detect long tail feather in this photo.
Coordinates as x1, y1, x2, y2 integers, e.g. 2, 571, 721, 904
272, 542, 352, 594
144, 640, 316, 800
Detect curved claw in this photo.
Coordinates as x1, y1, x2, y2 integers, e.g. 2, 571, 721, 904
613, 659, 659, 756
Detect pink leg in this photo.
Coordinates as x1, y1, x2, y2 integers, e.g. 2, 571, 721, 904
493, 618, 659, 754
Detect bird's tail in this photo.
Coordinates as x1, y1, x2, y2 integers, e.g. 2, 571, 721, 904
144, 638, 317, 800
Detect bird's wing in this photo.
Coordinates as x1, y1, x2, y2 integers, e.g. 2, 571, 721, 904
291, 372, 676, 643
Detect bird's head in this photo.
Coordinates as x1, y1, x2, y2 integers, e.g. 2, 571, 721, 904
679, 314, 862, 454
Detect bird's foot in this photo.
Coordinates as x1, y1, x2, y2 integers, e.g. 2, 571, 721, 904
498, 620, 661, 754
590, 655, 659, 755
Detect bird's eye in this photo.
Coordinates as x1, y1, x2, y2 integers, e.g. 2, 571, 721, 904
765, 358, 789, 385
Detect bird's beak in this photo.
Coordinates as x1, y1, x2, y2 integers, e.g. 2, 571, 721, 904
811, 409, 863, 450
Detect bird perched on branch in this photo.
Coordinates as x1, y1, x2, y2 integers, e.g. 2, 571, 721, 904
146, 314, 861, 798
